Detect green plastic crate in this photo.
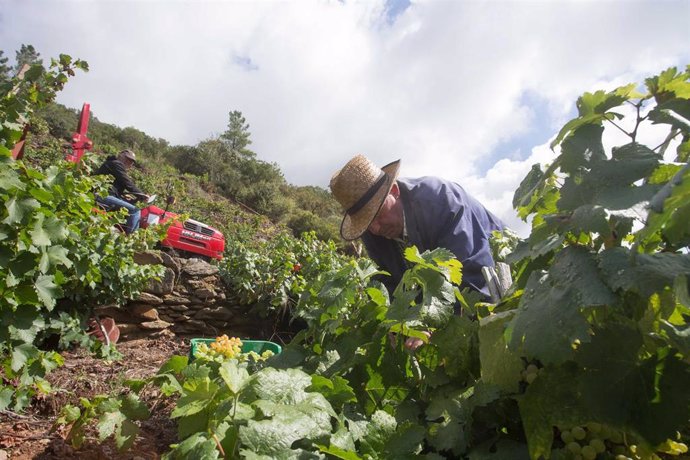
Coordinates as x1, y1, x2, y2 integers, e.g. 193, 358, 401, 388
189, 338, 282, 361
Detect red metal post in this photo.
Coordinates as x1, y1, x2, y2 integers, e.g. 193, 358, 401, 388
10, 125, 29, 160
65, 103, 93, 163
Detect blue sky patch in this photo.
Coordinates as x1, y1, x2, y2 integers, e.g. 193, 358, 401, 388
476, 90, 573, 175
384, 0, 411, 24
233, 55, 259, 71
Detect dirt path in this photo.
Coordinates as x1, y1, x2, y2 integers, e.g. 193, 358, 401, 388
1, 333, 189, 459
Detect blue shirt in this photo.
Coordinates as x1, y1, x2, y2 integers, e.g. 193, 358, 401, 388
362, 176, 504, 297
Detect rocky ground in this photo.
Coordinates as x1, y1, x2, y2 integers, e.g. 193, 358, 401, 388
0, 333, 187, 460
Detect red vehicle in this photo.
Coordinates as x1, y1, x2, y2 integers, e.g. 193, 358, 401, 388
139, 203, 225, 261
69, 103, 225, 261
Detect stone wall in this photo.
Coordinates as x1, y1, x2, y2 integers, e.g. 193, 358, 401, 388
94, 251, 274, 341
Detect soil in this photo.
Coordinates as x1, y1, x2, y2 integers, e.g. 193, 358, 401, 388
0, 332, 189, 460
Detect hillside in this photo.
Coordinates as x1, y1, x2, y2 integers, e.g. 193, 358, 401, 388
30, 102, 343, 247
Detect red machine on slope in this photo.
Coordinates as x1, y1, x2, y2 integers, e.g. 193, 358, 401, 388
70, 103, 225, 261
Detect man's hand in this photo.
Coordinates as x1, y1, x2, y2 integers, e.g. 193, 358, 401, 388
388, 330, 432, 351
404, 331, 431, 351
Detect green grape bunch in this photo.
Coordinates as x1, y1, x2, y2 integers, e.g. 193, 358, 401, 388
196, 335, 243, 360
520, 362, 542, 385
194, 335, 275, 364
556, 422, 688, 460
244, 350, 276, 362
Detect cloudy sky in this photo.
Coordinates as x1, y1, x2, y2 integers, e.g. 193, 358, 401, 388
2, 0, 688, 235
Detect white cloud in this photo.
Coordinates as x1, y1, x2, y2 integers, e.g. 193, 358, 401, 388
1, 0, 688, 236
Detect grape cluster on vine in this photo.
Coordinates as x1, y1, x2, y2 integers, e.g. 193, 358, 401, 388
555, 422, 687, 460
521, 362, 541, 384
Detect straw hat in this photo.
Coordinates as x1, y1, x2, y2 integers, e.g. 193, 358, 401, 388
329, 154, 401, 240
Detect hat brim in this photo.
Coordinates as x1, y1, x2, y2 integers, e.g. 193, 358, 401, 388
340, 160, 401, 240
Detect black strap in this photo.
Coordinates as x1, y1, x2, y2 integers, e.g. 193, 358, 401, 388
346, 172, 387, 215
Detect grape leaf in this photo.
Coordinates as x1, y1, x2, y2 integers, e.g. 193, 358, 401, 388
418, 269, 455, 327
29, 213, 52, 246
166, 432, 219, 460
577, 324, 690, 445
632, 352, 690, 445
252, 368, 311, 404
518, 363, 585, 460
551, 113, 606, 150
384, 423, 426, 457
3, 196, 40, 224
425, 387, 470, 455
426, 384, 500, 456
525, 224, 564, 259
575, 323, 644, 425
177, 409, 210, 439
219, 360, 250, 395
478, 311, 523, 393
0, 387, 14, 411
646, 67, 688, 97
11, 343, 37, 372
599, 249, 690, 298
356, 409, 397, 455
468, 438, 530, 459
558, 142, 661, 211
316, 444, 362, 460
120, 393, 149, 420
428, 417, 467, 454
559, 124, 605, 175
309, 375, 356, 411
565, 205, 610, 236
508, 246, 616, 365
213, 421, 239, 460
512, 164, 544, 211
240, 394, 334, 456
330, 425, 357, 452
171, 378, 218, 418
0, 168, 25, 192
639, 161, 690, 245
28, 186, 54, 203
97, 410, 127, 441
578, 85, 637, 115
362, 357, 410, 413
154, 374, 183, 396
35, 274, 60, 310
158, 355, 189, 375
9, 305, 45, 342
433, 315, 479, 380
42, 214, 69, 242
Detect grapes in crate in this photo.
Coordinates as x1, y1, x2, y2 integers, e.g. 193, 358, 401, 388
194, 335, 275, 363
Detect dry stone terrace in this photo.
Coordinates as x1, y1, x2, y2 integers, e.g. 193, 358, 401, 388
93, 251, 275, 341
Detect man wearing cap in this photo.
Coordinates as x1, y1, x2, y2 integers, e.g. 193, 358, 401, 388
94, 149, 149, 234
330, 154, 504, 299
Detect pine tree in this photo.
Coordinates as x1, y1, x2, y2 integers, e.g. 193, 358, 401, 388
15, 44, 42, 73
220, 110, 255, 160
0, 50, 11, 85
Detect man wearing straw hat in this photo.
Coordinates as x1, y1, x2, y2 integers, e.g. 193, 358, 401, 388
329, 154, 504, 299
